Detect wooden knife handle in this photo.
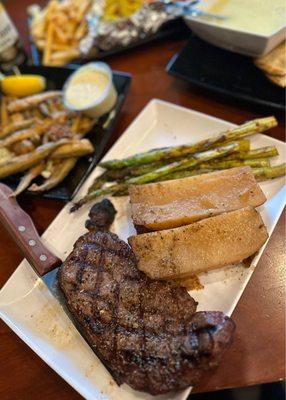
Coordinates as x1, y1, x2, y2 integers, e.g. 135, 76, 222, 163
0, 183, 62, 276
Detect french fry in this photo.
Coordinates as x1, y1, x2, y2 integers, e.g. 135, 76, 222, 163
46, 59, 69, 67
72, 114, 82, 134
30, 0, 93, 66
53, 11, 69, 25
53, 25, 70, 44
43, 22, 54, 65
35, 39, 46, 51
33, 108, 44, 120
1, 98, 8, 125
75, 20, 87, 40
51, 43, 72, 51
64, 21, 78, 36
10, 113, 24, 123
77, 0, 91, 22
50, 49, 80, 63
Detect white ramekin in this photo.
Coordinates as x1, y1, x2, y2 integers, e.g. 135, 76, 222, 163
63, 62, 118, 118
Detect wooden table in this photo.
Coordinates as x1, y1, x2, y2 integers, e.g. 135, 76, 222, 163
1, 1, 285, 399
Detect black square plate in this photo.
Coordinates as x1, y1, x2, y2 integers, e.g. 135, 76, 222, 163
167, 35, 285, 113
30, 18, 189, 65
1, 65, 131, 201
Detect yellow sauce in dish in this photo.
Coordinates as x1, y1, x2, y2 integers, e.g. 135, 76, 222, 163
65, 69, 109, 109
208, 0, 285, 35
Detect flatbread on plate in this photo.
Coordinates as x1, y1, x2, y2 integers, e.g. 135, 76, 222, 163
254, 41, 286, 76
266, 73, 286, 87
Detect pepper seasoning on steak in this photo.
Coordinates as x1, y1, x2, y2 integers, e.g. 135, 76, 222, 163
85, 198, 117, 232
59, 230, 235, 395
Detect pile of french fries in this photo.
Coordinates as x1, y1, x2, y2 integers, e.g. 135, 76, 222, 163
29, 0, 92, 66
0, 91, 96, 195
29, 0, 147, 65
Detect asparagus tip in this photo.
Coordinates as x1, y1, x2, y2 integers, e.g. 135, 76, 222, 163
70, 203, 81, 213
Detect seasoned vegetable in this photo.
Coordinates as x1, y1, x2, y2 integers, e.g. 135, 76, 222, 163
0, 147, 13, 164
0, 139, 68, 179
28, 157, 77, 192
126, 142, 240, 185
51, 139, 94, 159
153, 164, 286, 184
0, 97, 8, 125
223, 146, 278, 161
0, 89, 97, 195
7, 91, 62, 113
253, 163, 286, 181
72, 142, 241, 210
0, 118, 55, 148
0, 119, 35, 139
12, 139, 35, 155
89, 140, 250, 187
199, 158, 270, 169
100, 117, 277, 169
12, 163, 45, 196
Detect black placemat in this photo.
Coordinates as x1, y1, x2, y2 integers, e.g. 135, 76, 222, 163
167, 35, 285, 112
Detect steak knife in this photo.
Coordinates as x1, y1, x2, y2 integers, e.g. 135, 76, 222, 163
0, 183, 105, 360
0, 183, 64, 296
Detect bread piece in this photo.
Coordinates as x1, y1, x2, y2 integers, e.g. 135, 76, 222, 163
266, 73, 286, 88
254, 41, 286, 76
128, 207, 268, 280
129, 166, 266, 231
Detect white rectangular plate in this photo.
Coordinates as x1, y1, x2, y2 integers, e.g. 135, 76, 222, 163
0, 99, 285, 400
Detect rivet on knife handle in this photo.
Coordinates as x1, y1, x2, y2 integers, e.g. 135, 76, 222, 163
0, 183, 62, 276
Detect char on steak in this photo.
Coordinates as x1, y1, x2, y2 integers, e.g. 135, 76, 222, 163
59, 230, 235, 395
85, 199, 117, 232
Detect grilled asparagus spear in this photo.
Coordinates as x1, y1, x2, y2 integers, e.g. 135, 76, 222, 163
127, 142, 240, 185
199, 158, 270, 169
88, 162, 286, 199
72, 142, 240, 210
87, 148, 279, 194
253, 163, 286, 181
72, 160, 285, 211
89, 140, 250, 189
151, 164, 286, 184
222, 146, 278, 161
100, 117, 277, 170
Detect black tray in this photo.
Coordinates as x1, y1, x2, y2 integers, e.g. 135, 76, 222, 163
30, 18, 189, 65
1, 65, 131, 201
167, 35, 285, 113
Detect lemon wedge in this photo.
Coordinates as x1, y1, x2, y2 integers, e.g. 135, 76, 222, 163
0, 75, 46, 97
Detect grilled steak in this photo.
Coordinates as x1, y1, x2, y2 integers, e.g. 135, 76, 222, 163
59, 231, 235, 395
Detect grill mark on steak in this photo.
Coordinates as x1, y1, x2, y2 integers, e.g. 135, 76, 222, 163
138, 281, 149, 388
59, 231, 235, 395
111, 278, 120, 381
